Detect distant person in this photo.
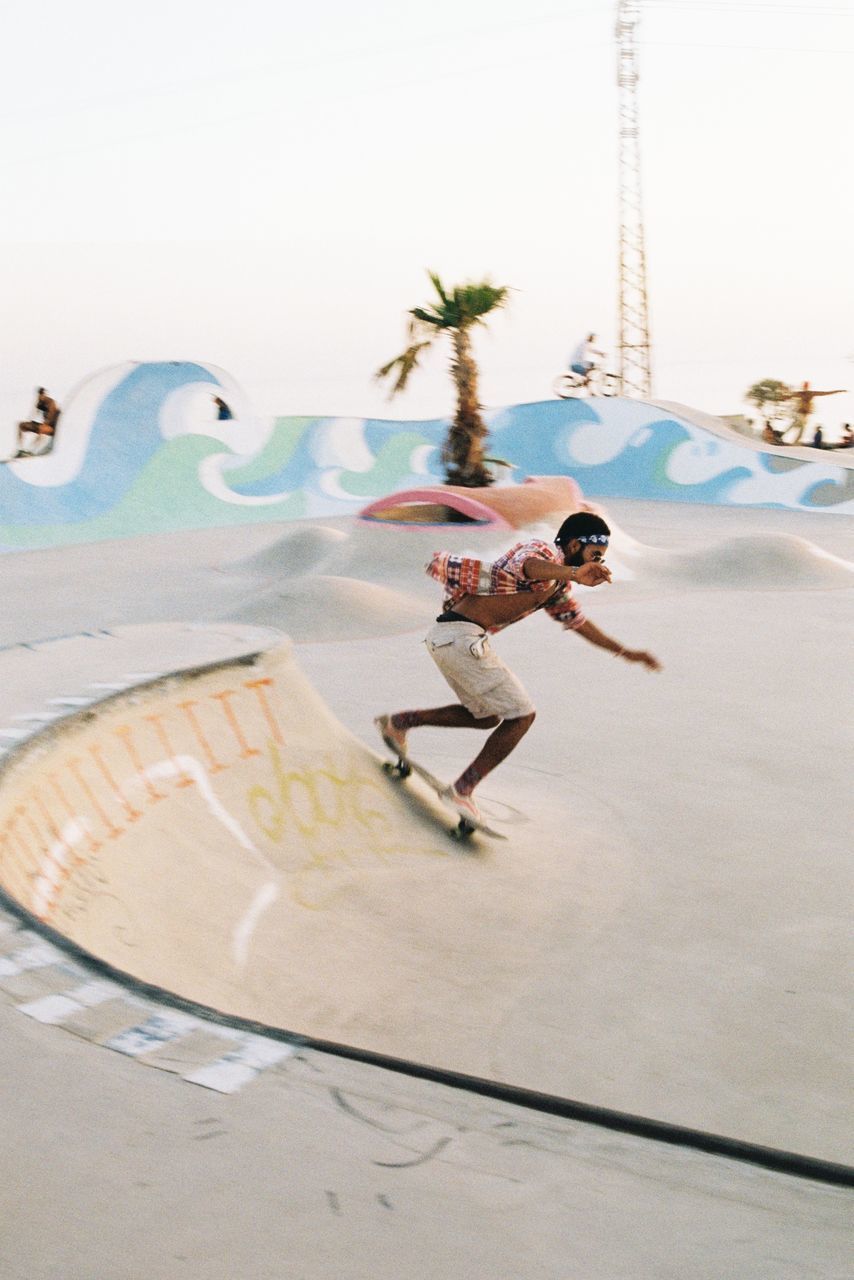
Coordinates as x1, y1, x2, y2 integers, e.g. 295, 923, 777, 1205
783, 381, 846, 444
762, 419, 785, 445
837, 423, 854, 449
569, 333, 606, 388
375, 511, 660, 825
811, 425, 826, 449
213, 396, 233, 421
16, 387, 61, 457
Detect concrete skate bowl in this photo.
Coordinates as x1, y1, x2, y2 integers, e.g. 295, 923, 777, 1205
2, 633, 853, 1186
2, 363, 852, 554
0, 642, 564, 1069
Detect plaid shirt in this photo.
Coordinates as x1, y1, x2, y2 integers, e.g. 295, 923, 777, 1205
426, 539, 587, 634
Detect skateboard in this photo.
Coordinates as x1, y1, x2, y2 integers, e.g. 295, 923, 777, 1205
380, 753, 507, 841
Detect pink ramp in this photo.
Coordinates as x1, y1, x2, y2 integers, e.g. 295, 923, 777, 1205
359, 475, 584, 529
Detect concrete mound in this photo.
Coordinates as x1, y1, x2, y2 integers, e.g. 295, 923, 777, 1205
219, 574, 431, 640
642, 533, 854, 589
233, 525, 348, 577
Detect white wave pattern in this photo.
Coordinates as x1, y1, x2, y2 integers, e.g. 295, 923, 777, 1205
198, 454, 296, 507
311, 418, 373, 472
563, 400, 663, 467
410, 444, 436, 475
726, 463, 854, 513
314, 468, 369, 503
665, 435, 747, 486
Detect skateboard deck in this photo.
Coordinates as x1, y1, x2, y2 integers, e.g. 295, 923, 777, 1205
380, 753, 507, 841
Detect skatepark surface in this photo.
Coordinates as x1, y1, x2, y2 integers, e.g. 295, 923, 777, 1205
1, 383, 852, 1277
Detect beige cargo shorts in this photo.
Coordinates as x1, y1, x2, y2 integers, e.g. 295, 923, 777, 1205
424, 621, 535, 720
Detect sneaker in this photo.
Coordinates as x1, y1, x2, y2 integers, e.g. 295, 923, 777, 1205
440, 785, 481, 825
375, 714, 408, 759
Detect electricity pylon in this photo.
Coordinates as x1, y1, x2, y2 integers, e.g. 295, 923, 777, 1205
615, 0, 652, 397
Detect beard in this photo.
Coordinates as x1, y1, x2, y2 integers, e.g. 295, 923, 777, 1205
563, 547, 586, 568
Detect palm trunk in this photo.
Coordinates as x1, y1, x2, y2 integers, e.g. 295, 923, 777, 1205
442, 327, 493, 487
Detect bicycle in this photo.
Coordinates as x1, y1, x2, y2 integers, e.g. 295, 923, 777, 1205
552, 367, 621, 399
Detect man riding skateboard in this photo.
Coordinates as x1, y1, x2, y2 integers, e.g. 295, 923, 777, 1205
376, 511, 661, 824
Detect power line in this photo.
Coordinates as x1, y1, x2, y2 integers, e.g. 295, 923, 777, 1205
640, 40, 854, 54
645, 2, 852, 13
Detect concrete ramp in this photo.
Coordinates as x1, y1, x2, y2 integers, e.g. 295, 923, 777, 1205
218, 575, 431, 641
651, 398, 854, 467
0, 643, 550, 1054
3, 368, 853, 554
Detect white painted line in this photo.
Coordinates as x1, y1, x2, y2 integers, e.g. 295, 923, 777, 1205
105, 1011, 201, 1057
227, 1035, 295, 1070
9, 712, 64, 724
31, 819, 90, 919
233, 881, 281, 969
17, 994, 83, 1024
200, 1023, 245, 1042
183, 1061, 259, 1093
182, 1037, 294, 1092
66, 979, 125, 1007
6, 940, 66, 972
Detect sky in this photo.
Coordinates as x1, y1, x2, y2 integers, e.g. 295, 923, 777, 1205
1, 0, 852, 442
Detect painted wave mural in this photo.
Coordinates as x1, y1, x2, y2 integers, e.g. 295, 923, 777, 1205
0, 361, 851, 551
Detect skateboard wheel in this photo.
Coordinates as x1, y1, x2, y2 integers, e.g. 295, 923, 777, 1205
382, 759, 411, 779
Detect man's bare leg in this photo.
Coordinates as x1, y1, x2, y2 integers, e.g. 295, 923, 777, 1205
452, 713, 535, 796
392, 705, 500, 731
377, 705, 496, 758
387, 707, 535, 794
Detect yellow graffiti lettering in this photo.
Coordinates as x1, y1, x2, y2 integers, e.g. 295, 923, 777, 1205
247, 742, 390, 845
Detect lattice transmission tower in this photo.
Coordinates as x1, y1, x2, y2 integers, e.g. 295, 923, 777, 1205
615, 0, 652, 397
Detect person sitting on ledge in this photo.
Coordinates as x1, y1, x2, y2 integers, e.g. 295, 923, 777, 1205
16, 387, 61, 457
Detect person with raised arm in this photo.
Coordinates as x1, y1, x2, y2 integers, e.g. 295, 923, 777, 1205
784, 381, 846, 444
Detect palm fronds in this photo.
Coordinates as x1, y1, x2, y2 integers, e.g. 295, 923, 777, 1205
374, 339, 435, 397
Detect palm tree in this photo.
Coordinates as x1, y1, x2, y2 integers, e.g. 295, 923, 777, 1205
745, 377, 792, 423
376, 271, 510, 487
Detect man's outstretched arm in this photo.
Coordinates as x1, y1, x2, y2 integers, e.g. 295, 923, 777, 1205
522, 557, 612, 587
575, 618, 661, 671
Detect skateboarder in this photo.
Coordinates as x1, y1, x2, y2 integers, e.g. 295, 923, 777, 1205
376, 511, 661, 823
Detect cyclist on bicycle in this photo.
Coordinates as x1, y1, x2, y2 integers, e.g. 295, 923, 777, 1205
569, 333, 606, 386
